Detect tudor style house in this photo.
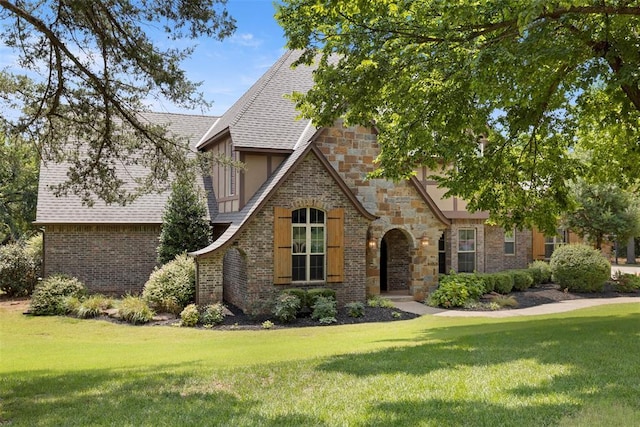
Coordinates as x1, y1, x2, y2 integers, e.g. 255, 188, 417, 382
37, 51, 548, 311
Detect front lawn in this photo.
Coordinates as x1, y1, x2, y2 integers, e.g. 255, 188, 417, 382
1, 301, 639, 426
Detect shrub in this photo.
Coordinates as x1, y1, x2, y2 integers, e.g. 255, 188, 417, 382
273, 293, 301, 323
180, 304, 200, 327
307, 288, 336, 307
63, 296, 83, 315
613, 272, 640, 293
493, 272, 514, 294
528, 260, 552, 285
261, 320, 274, 329
24, 234, 43, 276
428, 273, 485, 308
142, 254, 195, 312
76, 295, 112, 319
282, 288, 308, 311
345, 301, 365, 318
367, 296, 395, 308
201, 303, 226, 326
511, 270, 534, 291
550, 244, 610, 292
311, 296, 338, 323
477, 273, 496, 293
30, 275, 87, 315
0, 241, 39, 297
491, 295, 519, 308
119, 295, 155, 325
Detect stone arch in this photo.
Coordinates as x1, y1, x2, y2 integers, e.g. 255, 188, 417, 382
222, 247, 248, 309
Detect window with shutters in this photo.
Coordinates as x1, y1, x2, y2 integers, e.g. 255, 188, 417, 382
292, 208, 325, 281
274, 207, 343, 285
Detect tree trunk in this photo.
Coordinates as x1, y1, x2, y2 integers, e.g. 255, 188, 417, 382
627, 236, 637, 264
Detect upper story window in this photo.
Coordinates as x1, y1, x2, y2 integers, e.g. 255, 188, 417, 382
504, 229, 515, 255
292, 208, 325, 281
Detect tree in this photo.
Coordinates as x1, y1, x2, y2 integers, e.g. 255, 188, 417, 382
0, 0, 235, 205
564, 181, 640, 250
276, 1, 640, 233
0, 132, 39, 243
157, 174, 212, 264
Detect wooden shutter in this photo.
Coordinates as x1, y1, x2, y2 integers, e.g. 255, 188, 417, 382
326, 208, 344, 283
273, 207, 292, 284
532, 228, 546, 260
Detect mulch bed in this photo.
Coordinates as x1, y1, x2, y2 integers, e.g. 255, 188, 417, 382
3, 283, 638, 330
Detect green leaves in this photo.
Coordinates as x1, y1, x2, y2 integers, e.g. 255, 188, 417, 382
278, 0, 640, 231
0, 0, 236, 205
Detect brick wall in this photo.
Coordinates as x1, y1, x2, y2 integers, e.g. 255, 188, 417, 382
43, 224, 160, 295
484, 225, 533, 272
197, 151, 370, 312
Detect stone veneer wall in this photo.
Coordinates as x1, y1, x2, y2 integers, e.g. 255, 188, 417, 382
43, 223, 161, 295
196, 151, 370, 311
313, 123, 447, 300
484, 226, 533, 272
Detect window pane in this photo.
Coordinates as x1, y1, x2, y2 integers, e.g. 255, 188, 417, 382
310, 255, 324, 280
310, 208, 324, 224
458, 229, 475, 252
458, 253, 475, 273
292, 227, 306, 253
292, 255, 306, 281
292, 208, 305, 224
504, 242, 515, 254
310, 227, 324, 253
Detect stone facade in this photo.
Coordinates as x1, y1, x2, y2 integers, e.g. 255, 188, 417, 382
313, 124, 447, 300
43, 224, 160, 295
196, 151, 371, 311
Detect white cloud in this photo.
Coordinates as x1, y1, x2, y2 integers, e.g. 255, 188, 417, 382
231, 33, 263, 48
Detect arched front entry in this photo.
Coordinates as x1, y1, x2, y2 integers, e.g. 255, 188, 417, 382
380, 228, 411, 294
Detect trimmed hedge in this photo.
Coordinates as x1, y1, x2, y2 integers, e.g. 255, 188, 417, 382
307, 288, 336, 306
550, 244, 610, 292
528, 260, 552, 285
511, 270, 534, 291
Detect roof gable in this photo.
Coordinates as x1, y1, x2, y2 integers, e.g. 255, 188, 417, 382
196, 50, 317, 152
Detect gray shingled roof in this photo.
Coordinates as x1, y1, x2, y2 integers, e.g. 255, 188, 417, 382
35, 112, 217, 224
196, 50, 317, 151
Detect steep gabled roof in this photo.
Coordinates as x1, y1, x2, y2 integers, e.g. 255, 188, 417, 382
35, 112, 217, 224
196, 50, 317, 151
191, 137, 377, 257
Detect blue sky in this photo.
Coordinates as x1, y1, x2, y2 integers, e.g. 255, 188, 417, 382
162, 0, 288, 116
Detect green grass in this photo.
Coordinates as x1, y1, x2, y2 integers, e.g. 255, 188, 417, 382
2, 303, 639, 426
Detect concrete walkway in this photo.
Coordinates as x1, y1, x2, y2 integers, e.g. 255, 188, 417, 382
394, 297, 640, 318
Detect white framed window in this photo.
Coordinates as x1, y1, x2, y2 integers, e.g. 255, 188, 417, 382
292, 208, 325, 281
458, 228, 476, 273
504, 229, 515, 255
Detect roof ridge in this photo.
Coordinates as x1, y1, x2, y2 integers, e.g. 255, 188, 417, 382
229, 50, 294, 129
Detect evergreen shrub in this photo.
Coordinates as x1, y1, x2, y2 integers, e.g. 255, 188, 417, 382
511, 270, 534, 291
550, 244, 610, 292
528, 260, 552, 285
